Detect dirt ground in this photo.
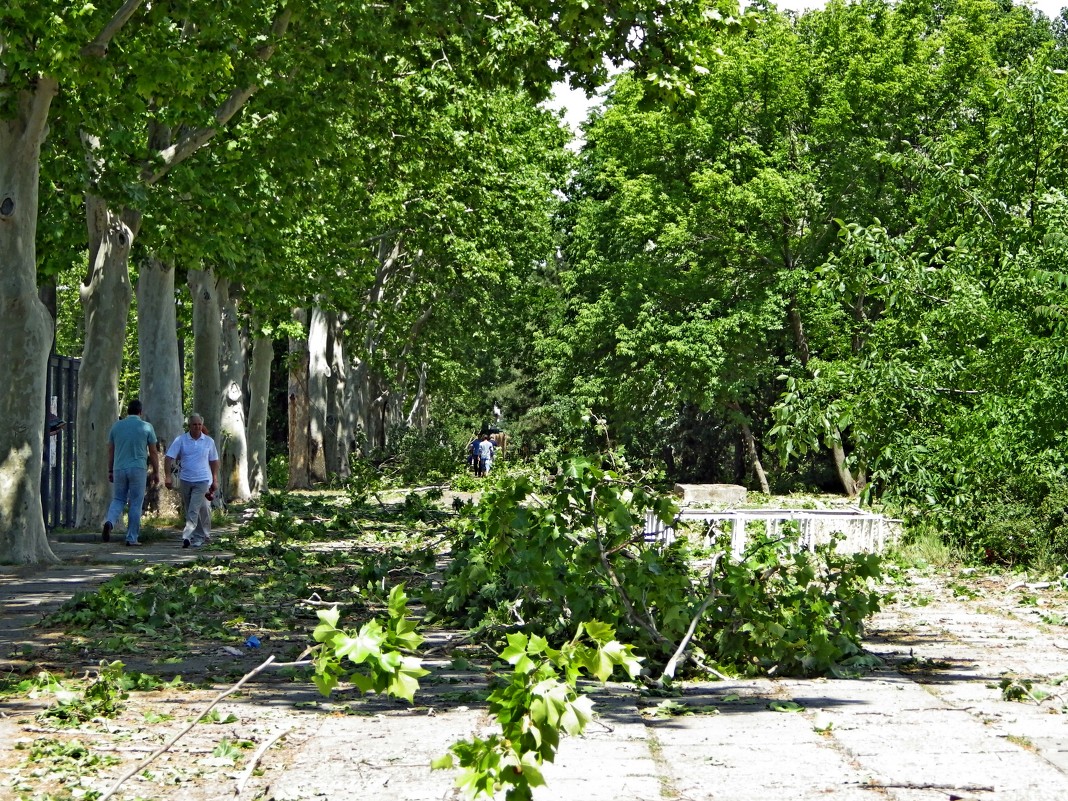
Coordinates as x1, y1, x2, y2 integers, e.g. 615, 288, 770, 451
3, 555, 1068, 800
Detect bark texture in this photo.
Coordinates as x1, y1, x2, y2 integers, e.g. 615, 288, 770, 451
189, 268, 222, 438
219, 281, 251, 502
75, 195, 139, 528
308, 307, 329, 483
247, 334, 273, 494
327, 313, 354, 478
0, 82, 59, 563
137, 256, 184, 516
287, 309, 311, 489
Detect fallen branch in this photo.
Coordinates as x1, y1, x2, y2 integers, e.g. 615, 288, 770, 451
659, 553, 726, 683
234, 727, 291, 796
98, 655, 277, 801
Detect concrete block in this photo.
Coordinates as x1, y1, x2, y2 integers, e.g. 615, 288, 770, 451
673, 483, 747, 507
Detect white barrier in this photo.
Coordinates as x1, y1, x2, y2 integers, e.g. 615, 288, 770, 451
644, 507, 901, 558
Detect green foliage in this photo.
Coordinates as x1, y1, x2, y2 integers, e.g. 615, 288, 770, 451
433, 453, 885, 677
38, 661, 130, 726
43, 495, 438, 658
434, 621, 642, 801
432, 454, 684, 649
387, 423, 467, 486
311, 584, 429, 702
16, 737, 120, 778
267, 454, 289, 491
705, 531, 885, 676
966, 480, 1068, 567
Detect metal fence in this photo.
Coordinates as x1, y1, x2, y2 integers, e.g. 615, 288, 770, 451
41, 353, 80, 530
645, 506, 902, 556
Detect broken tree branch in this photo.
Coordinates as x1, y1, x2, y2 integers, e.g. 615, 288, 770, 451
98, 655, 276, 801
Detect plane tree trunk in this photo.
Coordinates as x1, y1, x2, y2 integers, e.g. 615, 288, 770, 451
75, 195, 139, 528
137, 255, 184, 516
219, 280, 251, 502
0, 81, 59, 564
189, 267, 222, 439
247, 333, 273, 494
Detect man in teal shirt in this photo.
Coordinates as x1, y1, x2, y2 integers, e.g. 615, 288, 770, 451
102, 399, 160, 546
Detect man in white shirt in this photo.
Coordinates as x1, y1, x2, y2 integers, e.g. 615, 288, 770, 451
164, 413, 219, 548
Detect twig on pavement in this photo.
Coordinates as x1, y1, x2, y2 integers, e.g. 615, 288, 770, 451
98, 655, 277, 801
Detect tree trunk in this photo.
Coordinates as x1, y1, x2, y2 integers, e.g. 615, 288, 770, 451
247, 333, 273, 494
353, 357, 370, 456
76, 195, 139, 528
832, 441, 868, 499
137, 255, 184, 517
308, 306, 329, 483
287, 309, 311, 489
189, 267, 222, 439
405, 362, 429, 430
789, 303, 864, 497
0, 81, 60, 564
219, 280, 251, 502
326, 313, 353, 477
729, 402, 771, 495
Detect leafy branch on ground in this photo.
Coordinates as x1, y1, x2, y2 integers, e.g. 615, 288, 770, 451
433, 621, 642, 801
433, 454, 885, 678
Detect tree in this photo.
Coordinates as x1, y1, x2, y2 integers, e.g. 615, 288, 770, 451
0, 0, 744, 562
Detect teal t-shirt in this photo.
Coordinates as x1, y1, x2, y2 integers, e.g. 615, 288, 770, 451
109, 415, 158, 471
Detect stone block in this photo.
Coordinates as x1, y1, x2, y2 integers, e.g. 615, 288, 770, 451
673, 483, 747, 507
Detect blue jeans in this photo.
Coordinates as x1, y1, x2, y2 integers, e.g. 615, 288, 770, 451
179, 480, 212, 546
105, 467, 148, 544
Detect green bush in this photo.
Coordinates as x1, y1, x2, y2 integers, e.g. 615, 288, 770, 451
966, 479, 1068, 568
267, 454, 288, 490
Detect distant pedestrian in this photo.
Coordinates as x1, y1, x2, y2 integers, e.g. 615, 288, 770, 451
468, 436, 480, 476
164, 413, 219, 549
102, 399, 160, 547
477, 433, 496, 476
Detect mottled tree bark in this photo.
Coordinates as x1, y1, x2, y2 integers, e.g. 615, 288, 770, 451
307, 306, 329, 483
75, 195, 139, 528
247, 333, 273, 494
137, 255, 184, 516
219, 281, 251, 501
0, 81, 59, 563
287, 309, 311, 489
189, 268, 222, 439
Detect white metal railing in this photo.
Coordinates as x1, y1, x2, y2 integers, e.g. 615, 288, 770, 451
644, 507, 901, 558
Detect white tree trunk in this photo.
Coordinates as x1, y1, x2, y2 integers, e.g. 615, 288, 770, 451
405, 362, 430, 431
352, 357, 370, 456
137, 257, 184, 446
327, 313, 354, 478
219, 281, 251, 502
189, 267, 221, 438
76, 195, 138, 527
308, 306, 329, 483
247, 333, 273, 494
0, 82, 59, 564
288, 309, 311, 489
137, 255, 184, 516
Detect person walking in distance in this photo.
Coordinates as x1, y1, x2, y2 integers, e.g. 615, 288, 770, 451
102, 399, 160, 546
477, 433, 496, 476
164, 413, 219, 548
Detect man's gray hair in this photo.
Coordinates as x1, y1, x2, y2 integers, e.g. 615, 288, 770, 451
188, 413, 204, 424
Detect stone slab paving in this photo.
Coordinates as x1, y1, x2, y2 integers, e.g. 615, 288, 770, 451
3, 542, 1068, 801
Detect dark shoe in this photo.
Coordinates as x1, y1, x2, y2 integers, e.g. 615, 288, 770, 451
125, 541, 142, 547
182, 539, 190, 549
102, 521, 112, 543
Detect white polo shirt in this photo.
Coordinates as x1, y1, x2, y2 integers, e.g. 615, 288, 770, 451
166, 432, 219, 483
